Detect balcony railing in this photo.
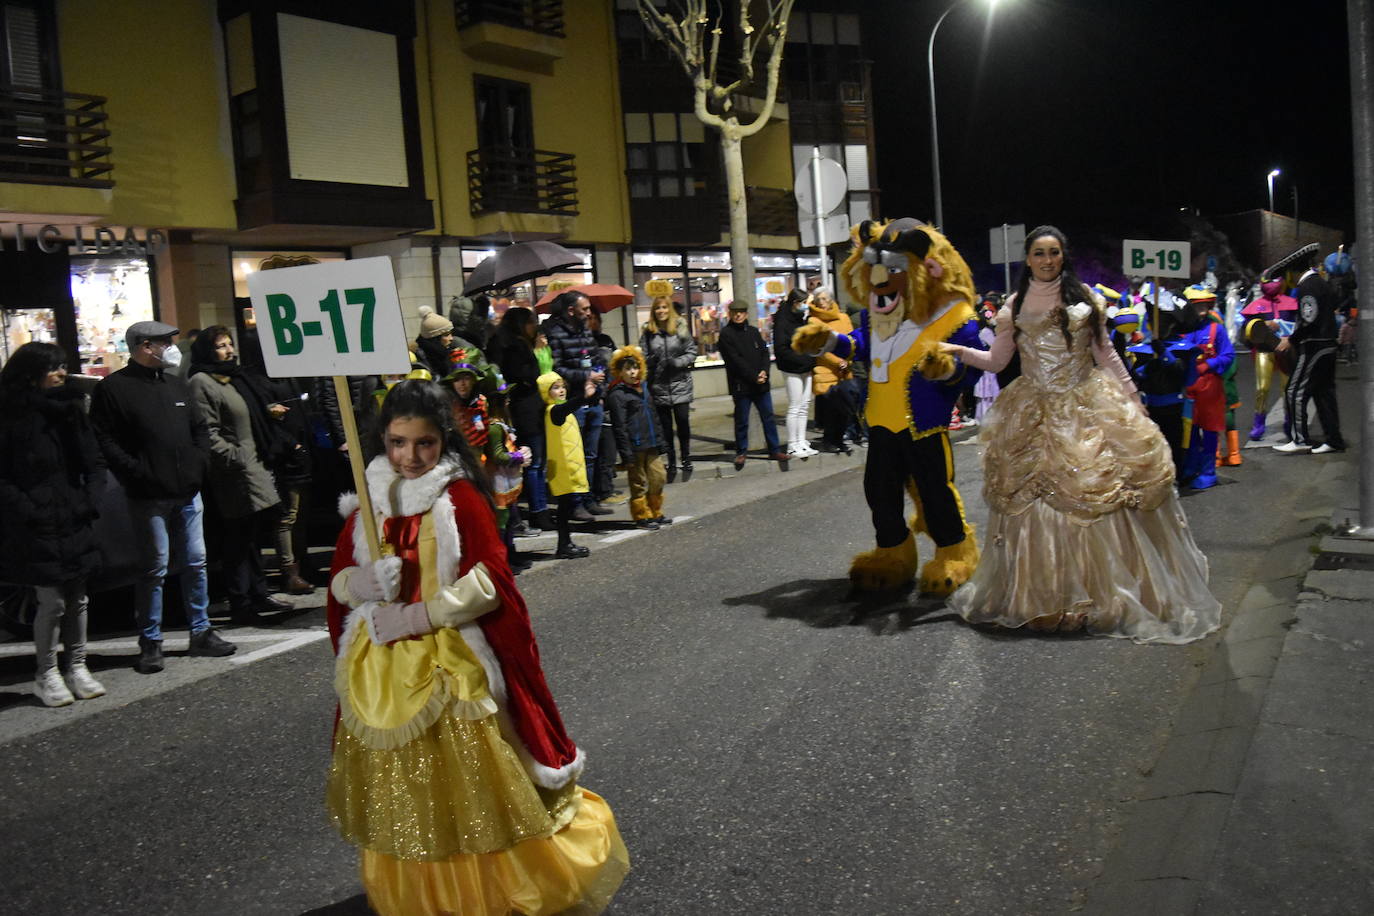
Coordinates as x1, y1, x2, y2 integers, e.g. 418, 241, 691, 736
0, 85, 113, 189
467, 147, 578, 216
455, 0, 564, 38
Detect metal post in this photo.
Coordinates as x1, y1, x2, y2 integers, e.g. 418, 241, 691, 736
1002, 223, 1011, 292
1348, 0, 1374, 536
927, 3, 958, 230
811, 146, 830, 290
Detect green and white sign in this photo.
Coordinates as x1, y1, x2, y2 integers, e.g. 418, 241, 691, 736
248, 256, 411, 378
1122, 239, 1192, 278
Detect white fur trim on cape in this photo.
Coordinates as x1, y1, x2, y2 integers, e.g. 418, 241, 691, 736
342, 462, 584, 789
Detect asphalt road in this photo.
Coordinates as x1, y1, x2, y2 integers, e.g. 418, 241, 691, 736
0, 364, 1345, 916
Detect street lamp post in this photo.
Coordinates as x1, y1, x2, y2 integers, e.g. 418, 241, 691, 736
1267, 168, 1280, 212
927, 0, 1001, 231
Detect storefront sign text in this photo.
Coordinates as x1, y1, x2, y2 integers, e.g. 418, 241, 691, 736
0, 224, 168, 256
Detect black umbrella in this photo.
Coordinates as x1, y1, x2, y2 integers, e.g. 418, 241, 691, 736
462, 241, 584, 295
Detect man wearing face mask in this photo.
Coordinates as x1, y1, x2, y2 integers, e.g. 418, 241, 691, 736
91, 321, 237, 674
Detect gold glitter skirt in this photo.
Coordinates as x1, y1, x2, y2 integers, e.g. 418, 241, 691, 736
327, 711, 582, 860
359, 787, 629, 916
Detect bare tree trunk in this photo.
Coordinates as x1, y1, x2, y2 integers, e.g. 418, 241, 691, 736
721, 128, 756, 312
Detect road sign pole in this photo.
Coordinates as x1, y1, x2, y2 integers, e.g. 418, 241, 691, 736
334, 376, 383, 561
1002, 224, 1011, 293
811, 147, 830, 290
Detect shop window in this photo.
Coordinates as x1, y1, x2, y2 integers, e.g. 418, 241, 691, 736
70, 257, 155, 377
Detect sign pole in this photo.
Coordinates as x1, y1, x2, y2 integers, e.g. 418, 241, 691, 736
1151, 279, 1160, 341
333, 376, 382, 561
811, 147, 830, 290
1002, 223, 1011, 293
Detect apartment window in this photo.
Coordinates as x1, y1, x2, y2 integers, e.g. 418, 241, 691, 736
1, 0, 63, 175
624, 111, 708, 200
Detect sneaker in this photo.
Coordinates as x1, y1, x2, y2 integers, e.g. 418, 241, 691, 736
64, 663, 106, 700
511, 522, 542, 539
188, 629, 237, 658
136, 637, 164, 674
634, 519, 661, 531
584, 501, 614, 516
602, 490, 629, 505
570, 505, 596, 523
1311, 443, 1344, 454
680, 464, 694, 482
1272, 440, 1311, 454
554, 543, 590, 559
34, 668, 74, 707
790, 443, 819, 458
733, 454, 747, 470
653, 516, 673, 525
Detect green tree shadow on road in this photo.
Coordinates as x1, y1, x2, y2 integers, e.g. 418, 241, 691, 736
723, 577, 960, 634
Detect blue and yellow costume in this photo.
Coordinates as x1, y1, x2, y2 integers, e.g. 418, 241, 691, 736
795, 219, 984, 594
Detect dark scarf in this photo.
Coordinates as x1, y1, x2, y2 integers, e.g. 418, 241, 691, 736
189, 356, 290, 468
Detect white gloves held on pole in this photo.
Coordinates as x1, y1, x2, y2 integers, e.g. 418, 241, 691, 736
332, 560, 500, 645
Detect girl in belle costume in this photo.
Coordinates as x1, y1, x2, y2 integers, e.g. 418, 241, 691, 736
325, 379, 628, 915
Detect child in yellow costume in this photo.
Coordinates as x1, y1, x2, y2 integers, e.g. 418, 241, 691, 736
794, 219, 986, 593
325, 380, 628, 915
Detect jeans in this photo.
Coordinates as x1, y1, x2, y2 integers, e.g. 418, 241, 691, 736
521, 431, 549, 513
223, 506, 276, 611
274, 485, 309, 569
733, 390, 781, 454
129, 493, 211, 641
655, 402, 692, 468
33, 581, 88, 674
576, 403, 605, 506
783, 372, 813, 447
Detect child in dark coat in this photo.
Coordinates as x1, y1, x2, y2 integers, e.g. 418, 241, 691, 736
605, 347, 670, 530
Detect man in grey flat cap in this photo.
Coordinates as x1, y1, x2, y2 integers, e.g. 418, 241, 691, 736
90, 320, 236, 673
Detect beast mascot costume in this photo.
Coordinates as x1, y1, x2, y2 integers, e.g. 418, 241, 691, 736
794, 219, 985, 593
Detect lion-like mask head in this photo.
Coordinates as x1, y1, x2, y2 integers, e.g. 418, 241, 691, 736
840, 218, 976, 339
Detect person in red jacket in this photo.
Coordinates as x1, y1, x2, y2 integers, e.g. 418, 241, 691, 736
324, 379, 627, 915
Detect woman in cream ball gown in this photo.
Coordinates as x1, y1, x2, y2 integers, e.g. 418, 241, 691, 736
940, 226, 1220, 644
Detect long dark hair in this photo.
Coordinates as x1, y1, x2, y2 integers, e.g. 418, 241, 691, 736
1011, 225, 1101, 349
368, 379, 494, 509
0, 341, 66, 395
497, 306, 537, 347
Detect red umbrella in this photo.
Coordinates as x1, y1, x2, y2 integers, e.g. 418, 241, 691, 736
534, 283, 635, 314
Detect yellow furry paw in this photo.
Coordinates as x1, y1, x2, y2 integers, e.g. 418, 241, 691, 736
792, 323, 833, 356
916, 349, 955, 380
849, 536, 919, 591
918, 537, 980, 596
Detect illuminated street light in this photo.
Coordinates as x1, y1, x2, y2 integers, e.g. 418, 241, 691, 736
928, 0, 1002, 230
1267, 168, 1280, 212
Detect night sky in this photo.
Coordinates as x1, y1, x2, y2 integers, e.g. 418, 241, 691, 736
862, 0, 1355, 278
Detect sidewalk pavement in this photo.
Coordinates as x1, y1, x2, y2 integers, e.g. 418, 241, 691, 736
1086, 362, 1372, 914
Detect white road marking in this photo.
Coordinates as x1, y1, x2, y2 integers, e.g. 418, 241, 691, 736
0, 630, 313, 657
229, 630, 330, 665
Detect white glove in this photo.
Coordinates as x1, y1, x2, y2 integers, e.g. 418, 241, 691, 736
360, 563, 499, 645
425, 563, 499, 629
364, 601, 431, 645
331, 555, 403, 607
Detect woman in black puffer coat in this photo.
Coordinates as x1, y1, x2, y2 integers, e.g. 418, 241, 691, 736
639, 296, 697, 482
0, 342, 106, 707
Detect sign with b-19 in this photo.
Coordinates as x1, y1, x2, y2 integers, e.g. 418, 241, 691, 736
1122, 239, 1192, 278
247, 257, 412, 378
